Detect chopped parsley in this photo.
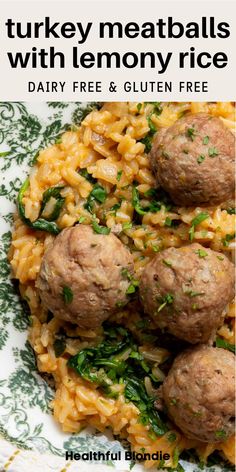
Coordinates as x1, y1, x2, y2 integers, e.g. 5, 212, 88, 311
126, 279, 139, 295
170, 398, 177, 406
62, 286, 73, 304
164, 217, 172, 227
163, 259, 172, 267
189, 212, 209, 241
184, 290, 205, 298
92, 220, 111, 235
208, 147, 219, 157
195, 248, 208, 258
186, 126, 196, 141
157, 293, 174, 312
222, 233, 235, 247
116, 170, 123, 182
203, 136, 209, 145
78, 216, 86, 224
140, 109, 159, 152
122, 222, 133, 230
152, 245, 160, 253
121, 268, 132, 280
215, 430, 227, 440
197, 155, 205, 164
217, 255, 224, 261
137, 103, 142, 113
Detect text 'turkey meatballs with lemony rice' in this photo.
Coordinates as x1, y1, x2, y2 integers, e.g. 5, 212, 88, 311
36, 224, 134, 329
149, 113, 235, 205
139, 243, 235, 344
161, 345, 235, 443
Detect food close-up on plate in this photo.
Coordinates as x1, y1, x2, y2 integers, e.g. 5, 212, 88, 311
0, 101, 235, 472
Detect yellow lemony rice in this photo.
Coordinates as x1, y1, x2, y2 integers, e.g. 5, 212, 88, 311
9, 102, 235, 468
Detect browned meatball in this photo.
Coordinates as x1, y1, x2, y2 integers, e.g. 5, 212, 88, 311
139, 243, 235, 344
36, 224, 134, 328
149, 113, 235, 205
162, 346, 235, 442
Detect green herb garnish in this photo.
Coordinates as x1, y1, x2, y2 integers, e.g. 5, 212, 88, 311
137, 103, 142, 113
116, 170, 123, 182
122, 222, 132, 230
163, 259, 172, 267
126, 279, 139, 295
197, 155, 205, 164
157, 293, 174, 312
222, 233, 235, 247
195, 248, 208, 258
203, 136, 209, 145
189, 213, 209, 241
184, 290, 205, 298
186, 127, 196, 141
208, 147, 219, 157
215, 430, 227, 440
62, 286, 73, 304
92, 220, 111, 235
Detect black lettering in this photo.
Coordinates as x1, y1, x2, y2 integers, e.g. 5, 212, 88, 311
16, 22, 31, 39
156, 19, 166, 38
140, 52, 156, 68
80, 52, 95, 68
99, 22, 123, 38
217, 22, 230, 38
97, 52, 120, 68
213, 52, 228, 68
209, 17, 216, 38
179, 51, 189, 68
45, 17, 60, 39
157, 52, 172, 73
28, 82, 35, 92
186, 22, 199, 38
163, 454, 170, 460
76, 22, 92, 44
124, 22, 139, 38
197, 52, 211, 68
141, 22, 155, 38
122, 52, 138, 68
5, 19, 15, 38
61, 22, 76, 38
65, 451, 74, 460
34, 22, 44, 38
7, 51, 31, 68
168, 17, 184, 38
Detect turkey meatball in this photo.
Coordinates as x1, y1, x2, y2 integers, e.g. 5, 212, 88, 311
149, 113, 235, 205
162, 345, 235, 442
36, 224, 134, 328
139, 243, 235, 344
